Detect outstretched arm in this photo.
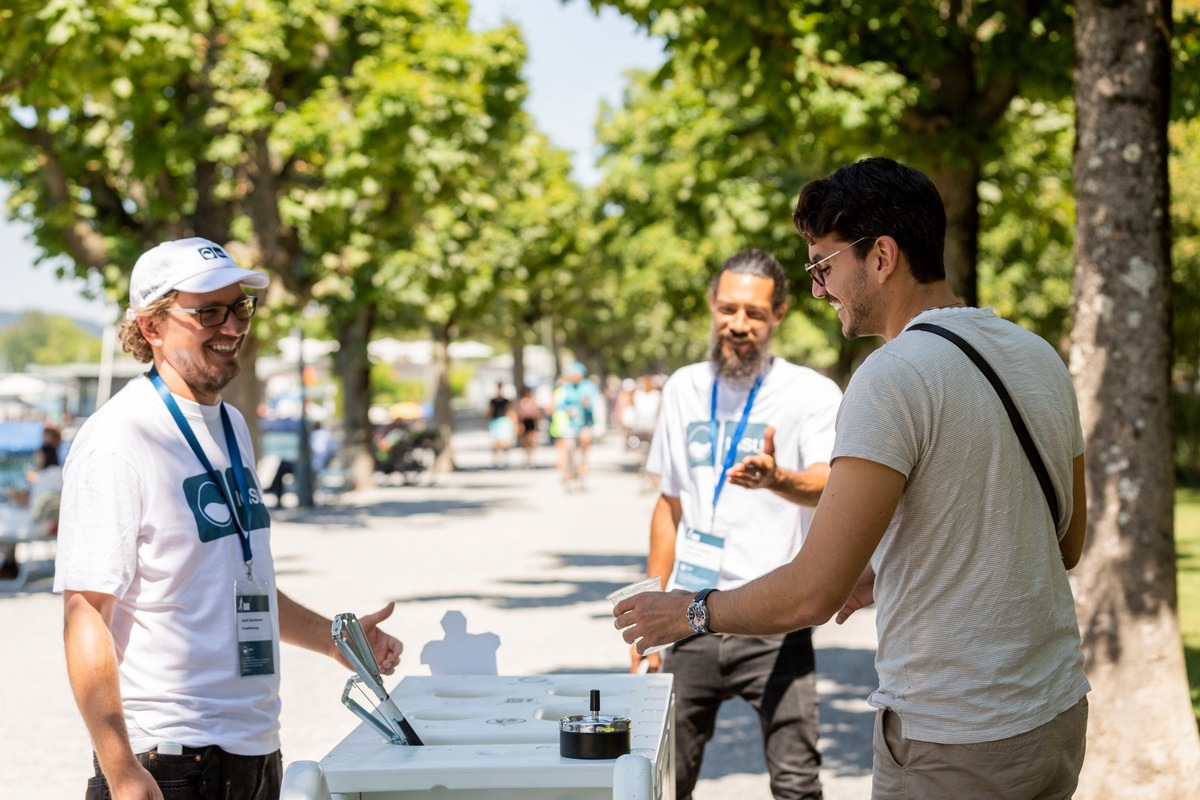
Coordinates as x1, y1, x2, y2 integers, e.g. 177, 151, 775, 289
615, 457, 904, 649
727, 427, 829, 506
278, 592, 404, 675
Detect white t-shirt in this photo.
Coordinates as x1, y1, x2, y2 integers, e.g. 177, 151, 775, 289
55, 375, 280, 756
833, 306, 1089, 743
647, 358, 841, 590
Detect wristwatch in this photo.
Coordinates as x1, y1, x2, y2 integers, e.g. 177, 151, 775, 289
686, 588, 719, 635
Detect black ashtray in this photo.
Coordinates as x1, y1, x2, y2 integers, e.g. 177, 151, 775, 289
559, 690, 631, 760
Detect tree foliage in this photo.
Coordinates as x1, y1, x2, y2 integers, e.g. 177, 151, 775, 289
584, 0, 1075, 305
0, 1, 563, 480
0, 311, 101, 372
588, 62, 844, 375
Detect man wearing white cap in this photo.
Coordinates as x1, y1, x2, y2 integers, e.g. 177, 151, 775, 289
55, 238, 406, 800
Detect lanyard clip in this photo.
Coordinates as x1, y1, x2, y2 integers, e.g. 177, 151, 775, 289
245, 561, 254, 581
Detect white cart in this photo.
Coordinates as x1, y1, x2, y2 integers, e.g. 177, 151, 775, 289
281, 673, 675, 800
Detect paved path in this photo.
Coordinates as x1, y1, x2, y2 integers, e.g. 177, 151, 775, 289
0, 431, 876, 798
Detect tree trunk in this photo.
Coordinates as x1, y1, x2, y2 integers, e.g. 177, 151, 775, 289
1071, 2, 1200, 797
224, 334, 262, 454
430, 322, 456, 473
929, 157, 980, 308
334, 306, 376, 491
511, 331, 526, 393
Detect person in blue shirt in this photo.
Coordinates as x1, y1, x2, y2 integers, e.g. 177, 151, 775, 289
549, 362, 600, 487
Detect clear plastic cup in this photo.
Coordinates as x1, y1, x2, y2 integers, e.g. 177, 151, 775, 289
607, 577, 671, 656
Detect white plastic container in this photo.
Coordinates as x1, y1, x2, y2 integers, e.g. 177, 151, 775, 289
281, 673, 675, 800
607, 578, 672, 657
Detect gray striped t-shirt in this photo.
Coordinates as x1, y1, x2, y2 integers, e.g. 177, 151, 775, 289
833, 306, 1089, 744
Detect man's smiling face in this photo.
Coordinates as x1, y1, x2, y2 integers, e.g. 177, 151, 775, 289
807, 234, 881, 340
708, 271, 784, 387
152, 284, 252, 404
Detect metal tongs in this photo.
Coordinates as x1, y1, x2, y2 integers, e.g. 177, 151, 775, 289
331, 613, 423, 745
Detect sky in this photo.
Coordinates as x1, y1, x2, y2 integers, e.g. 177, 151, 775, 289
0, 0, 665, 326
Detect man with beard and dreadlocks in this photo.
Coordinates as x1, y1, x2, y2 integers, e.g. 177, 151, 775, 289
630, 248, 842, 800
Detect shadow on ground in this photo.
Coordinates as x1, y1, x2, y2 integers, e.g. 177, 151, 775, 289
274, 494, 527, 529
394, 551, 646, 611
690, 646, 876, 783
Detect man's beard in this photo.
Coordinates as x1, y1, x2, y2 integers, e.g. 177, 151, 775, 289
168, 345, 242, 399
708, 327, 771, 389
192, 360, 241, 397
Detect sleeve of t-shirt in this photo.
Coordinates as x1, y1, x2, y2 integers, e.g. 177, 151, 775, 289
797, 377, 843, 469
831, 352, 930, 479
54, 447, 144, 597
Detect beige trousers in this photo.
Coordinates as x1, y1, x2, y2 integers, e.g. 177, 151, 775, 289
872, 696, 1088, 800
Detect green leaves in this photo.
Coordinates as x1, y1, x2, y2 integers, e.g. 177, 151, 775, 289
0, 310, 101, 371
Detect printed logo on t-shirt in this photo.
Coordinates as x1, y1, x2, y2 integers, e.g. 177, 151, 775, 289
685, 421, 768, 468
182, 467, 270, 542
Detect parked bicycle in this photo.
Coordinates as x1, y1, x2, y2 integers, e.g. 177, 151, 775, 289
373, 422, 443, 486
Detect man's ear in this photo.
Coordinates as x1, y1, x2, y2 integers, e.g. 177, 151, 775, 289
139, 315, 165, 348
772, 303, 788, 326
874, 236, 900, 284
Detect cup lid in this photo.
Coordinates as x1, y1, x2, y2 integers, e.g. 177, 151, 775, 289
560, 714, 632, 734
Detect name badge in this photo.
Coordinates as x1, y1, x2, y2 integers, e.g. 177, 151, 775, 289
674, 527, 725, 591
234, 579, 277, 677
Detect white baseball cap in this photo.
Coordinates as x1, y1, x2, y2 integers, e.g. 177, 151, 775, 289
126, 237, 269, 316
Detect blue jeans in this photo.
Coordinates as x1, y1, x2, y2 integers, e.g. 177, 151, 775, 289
663, 630, 823, 800
85, 746, 282, 800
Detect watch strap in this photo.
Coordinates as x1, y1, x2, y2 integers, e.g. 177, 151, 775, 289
688, 588, 718, 634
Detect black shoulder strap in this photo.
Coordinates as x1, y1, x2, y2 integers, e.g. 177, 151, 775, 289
908, 322, 1061, 528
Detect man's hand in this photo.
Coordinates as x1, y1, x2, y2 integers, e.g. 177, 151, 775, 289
105, 759, 164, 800
835, 566, 876, 624
629, 642, 663, 674
360, 602, 404, 674
728, 426, 777, 490
333, 602, 404, 674
613, 589, 694, 653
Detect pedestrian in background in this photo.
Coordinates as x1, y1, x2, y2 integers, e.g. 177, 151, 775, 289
485, 382, 517, 468
515, 386, 543, 468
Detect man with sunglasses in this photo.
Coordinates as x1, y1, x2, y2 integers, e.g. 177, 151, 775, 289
615, 159, 1090, 799
55, 238, 405, 800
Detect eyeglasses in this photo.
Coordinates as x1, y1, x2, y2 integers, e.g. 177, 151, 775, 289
165, 296, 258, 328
804, 236, 875, 287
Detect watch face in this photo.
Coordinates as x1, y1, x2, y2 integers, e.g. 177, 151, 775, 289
687, 599, 708, 632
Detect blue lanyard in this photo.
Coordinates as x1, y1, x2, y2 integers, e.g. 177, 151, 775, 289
148, 368, 255, 574
709, 371, 765, 512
